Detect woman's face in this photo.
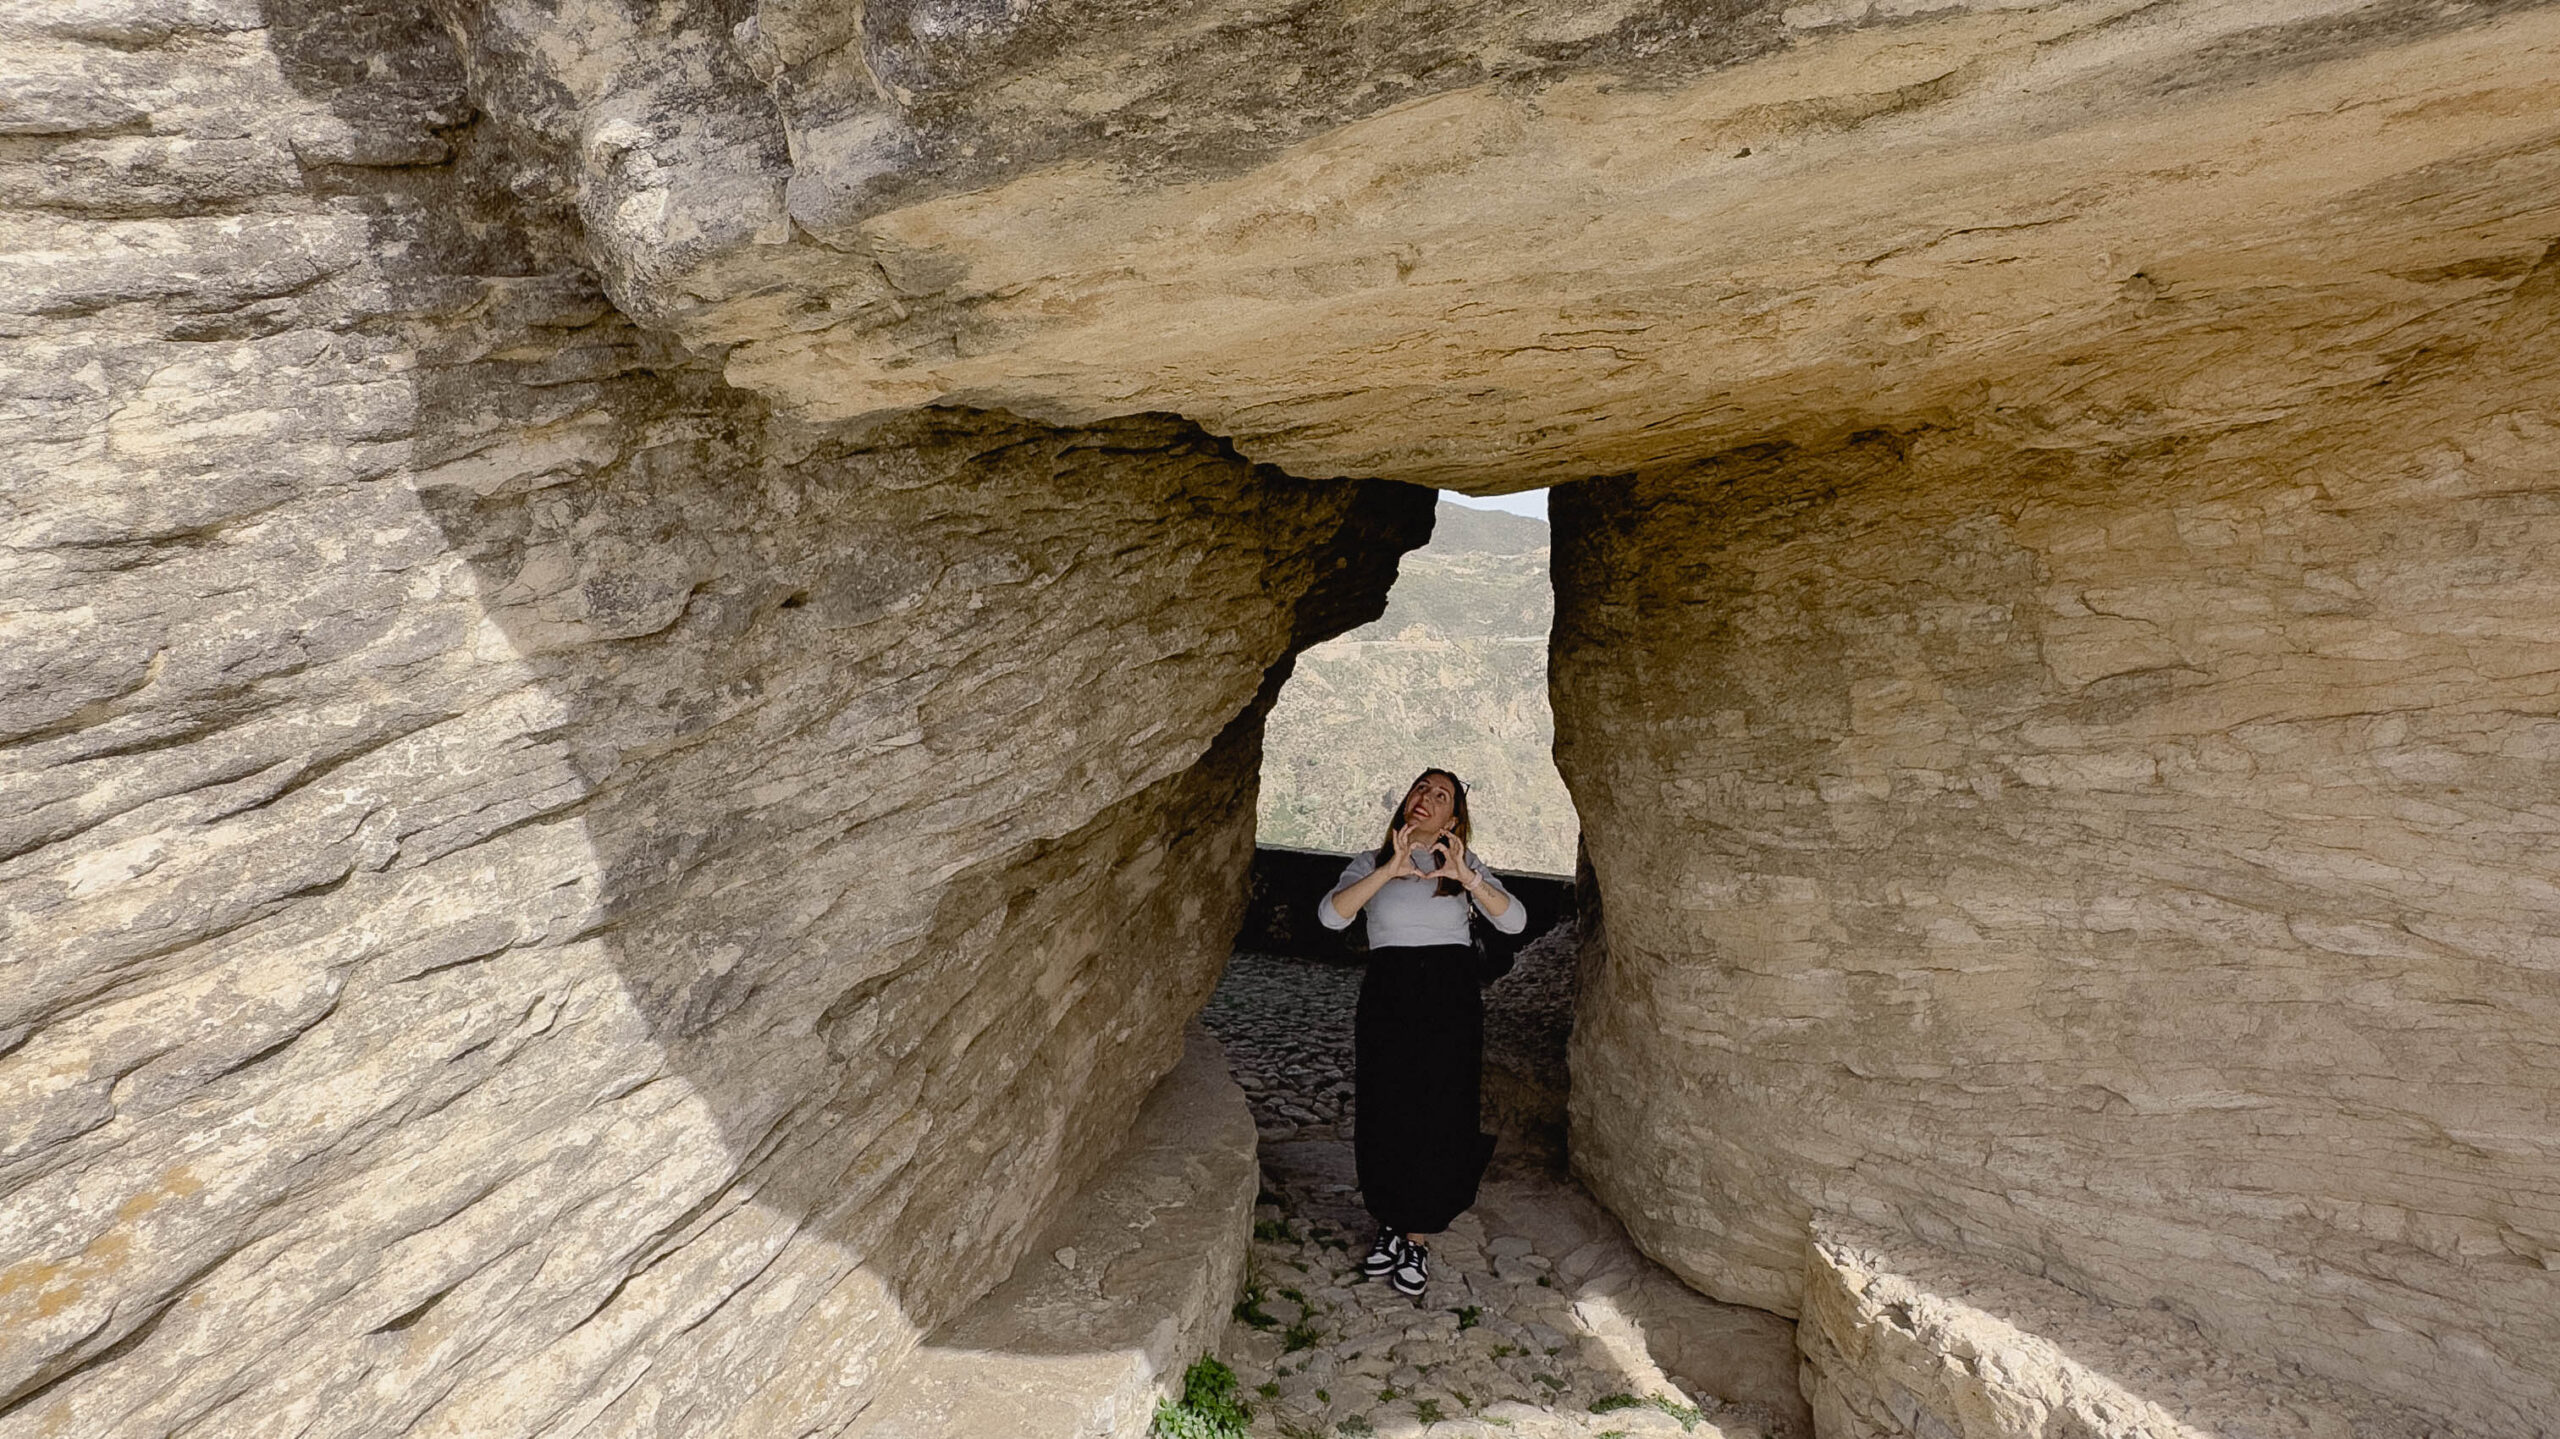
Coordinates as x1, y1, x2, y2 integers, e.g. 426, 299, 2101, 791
1401, 774, 1458, 837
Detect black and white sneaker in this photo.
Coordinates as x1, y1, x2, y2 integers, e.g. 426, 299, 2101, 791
1361, 1227, 1406, 1279
1389, 1239, 1429, 1297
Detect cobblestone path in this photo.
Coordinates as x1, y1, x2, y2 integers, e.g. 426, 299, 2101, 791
1198, 948, 1808, 1439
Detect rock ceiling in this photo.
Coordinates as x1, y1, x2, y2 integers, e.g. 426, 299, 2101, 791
444, 0, 2560, 487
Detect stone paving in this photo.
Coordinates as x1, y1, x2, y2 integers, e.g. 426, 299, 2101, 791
1197, 944, 1809, 1439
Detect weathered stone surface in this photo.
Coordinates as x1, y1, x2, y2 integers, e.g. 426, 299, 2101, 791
1800, 1221, 2443, 1439
427, 0, 2560, 487
0, 6, 1427, 1432
841, 1024, 1258, 1439
1553, 253, 2560, 1435
12, 0, 2560, 1432
1200, 942, 1810, 1439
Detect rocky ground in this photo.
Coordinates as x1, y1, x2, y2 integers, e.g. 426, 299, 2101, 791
1196, 937, 1807, 1439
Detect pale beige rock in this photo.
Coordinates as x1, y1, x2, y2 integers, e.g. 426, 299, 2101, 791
10, 0, 2560, 1433
1553, 252, 2560, 1436
434, 0, 2560, 488
1799, 1221, 2442, 1439
842, 1025, 1259, 1439
0, 7, 1424, 1434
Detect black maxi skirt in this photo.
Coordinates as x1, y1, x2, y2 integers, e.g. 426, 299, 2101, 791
1353, 942, 1496, 1234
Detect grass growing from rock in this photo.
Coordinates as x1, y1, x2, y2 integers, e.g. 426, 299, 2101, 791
1233, 1260, 1280, 1330
1151, 1356, 1253, 1439
1589, 1393, 1706, 1431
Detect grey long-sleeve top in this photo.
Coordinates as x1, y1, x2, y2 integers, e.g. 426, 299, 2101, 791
1317, 847, 1527, 948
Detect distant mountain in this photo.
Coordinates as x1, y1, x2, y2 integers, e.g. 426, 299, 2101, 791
1258, 500, 1578, 876
1426, 503, 1549, 554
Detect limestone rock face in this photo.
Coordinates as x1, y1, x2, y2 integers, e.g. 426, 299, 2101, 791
0, 6, 1426, 1432
424, 0, 2560, 486
11, 0, 2560, 1433
1552, 253, 2560, 1436
839, 1025, 1259, 1439
1797, 1222, 2448, 1439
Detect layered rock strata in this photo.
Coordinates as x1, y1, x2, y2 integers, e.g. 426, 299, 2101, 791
839, 1025, 1258, 1439
1798, 1222, 2443, 1439
0, 5, 1428, 1432
10, 0, 2560, 1433
1553, 254, 2560, 1436
423, 0, 2560, 488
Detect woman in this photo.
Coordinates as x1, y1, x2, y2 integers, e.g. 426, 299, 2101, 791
1315, 767, 1526, 1297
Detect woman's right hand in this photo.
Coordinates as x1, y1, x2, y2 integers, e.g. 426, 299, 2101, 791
1379, 824, 1419, 878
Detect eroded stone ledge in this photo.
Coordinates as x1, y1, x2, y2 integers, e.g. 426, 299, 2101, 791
841, 1024, 1258, 1439
1799, 1221, 2444, 1439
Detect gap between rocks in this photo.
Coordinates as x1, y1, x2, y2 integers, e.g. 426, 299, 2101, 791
1197, 929, 1811, 1439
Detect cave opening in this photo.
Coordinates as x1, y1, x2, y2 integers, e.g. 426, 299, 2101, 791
1254, 486, 1579, 879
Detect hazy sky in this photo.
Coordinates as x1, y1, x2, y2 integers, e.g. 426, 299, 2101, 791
1440, 488, 1548, 521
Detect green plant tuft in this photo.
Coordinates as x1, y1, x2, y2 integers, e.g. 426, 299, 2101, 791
1585, 1391, 1707, 1430
1149, 1356, 1252, 1439
1233, 1286, 1278, 1330
1413, 1398, 1445, 1423
1648, 1394, 1706, 1430
1282, 1317, 1323, 1353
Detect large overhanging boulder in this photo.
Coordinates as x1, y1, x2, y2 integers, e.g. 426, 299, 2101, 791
432, 0, 2560, 486
5, 0, 2558, 1433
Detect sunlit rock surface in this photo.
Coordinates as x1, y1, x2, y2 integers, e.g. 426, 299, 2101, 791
6, 0, 2559, 1432
1552, 254, 2560, 1437
430, 0, 2560, 486
1798, 1222, 2450, 1439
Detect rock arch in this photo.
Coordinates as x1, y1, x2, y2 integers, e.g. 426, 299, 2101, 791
3, 0, 2555, 1434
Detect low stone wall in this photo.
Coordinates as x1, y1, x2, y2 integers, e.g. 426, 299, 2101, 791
842, 1025, 1258, 1439
1799, 1222, 2442, 1439
1240, 845, 1577, 959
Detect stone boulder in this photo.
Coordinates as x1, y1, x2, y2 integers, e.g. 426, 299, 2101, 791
0, 5, 1427, 1432
425, 0, 2560, 488
8, 0, 2560, 1433
1553, 249, 2560, 1436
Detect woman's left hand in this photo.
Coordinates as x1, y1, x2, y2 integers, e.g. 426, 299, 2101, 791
1433, 832, 1481, 891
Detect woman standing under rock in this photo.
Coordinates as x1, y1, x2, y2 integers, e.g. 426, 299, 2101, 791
1316, 768, 1526, 1296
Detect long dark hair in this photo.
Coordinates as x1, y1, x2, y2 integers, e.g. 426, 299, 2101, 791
1375, 767, 1471, 896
